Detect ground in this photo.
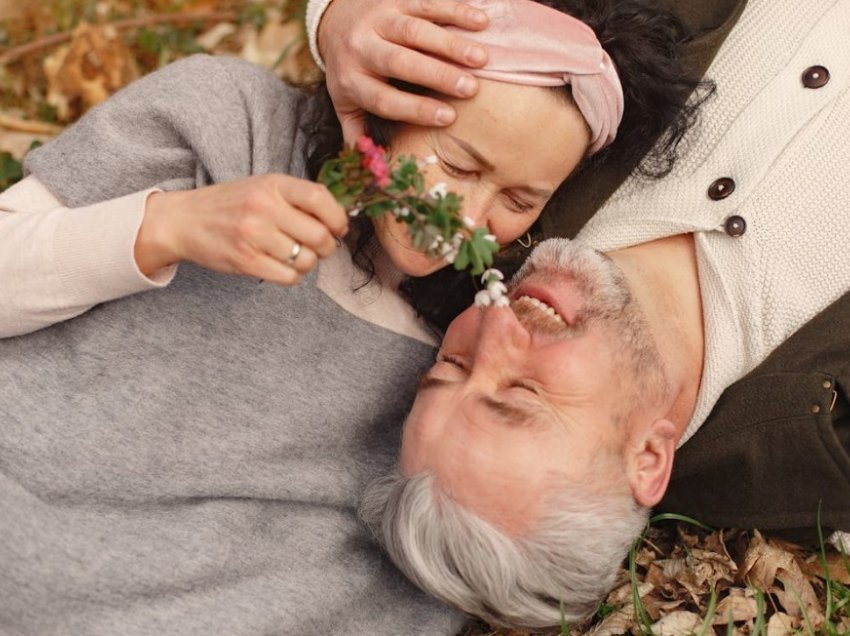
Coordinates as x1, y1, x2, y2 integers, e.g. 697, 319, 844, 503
1, 2, 848, 634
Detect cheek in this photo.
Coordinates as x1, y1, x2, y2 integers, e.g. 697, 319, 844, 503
400, 397, 452, 476
487, 207, 544, 243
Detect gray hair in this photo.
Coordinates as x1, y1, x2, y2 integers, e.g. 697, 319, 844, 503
360, 469, 649, 630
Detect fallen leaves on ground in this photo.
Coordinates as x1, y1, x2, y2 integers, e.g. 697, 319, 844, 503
463, 523, 850, 636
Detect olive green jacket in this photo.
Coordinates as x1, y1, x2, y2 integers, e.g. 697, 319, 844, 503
661, 290, 850, 541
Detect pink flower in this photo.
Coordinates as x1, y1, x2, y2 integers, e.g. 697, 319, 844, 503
357, 136, 391, 188
356, 136, 376, 155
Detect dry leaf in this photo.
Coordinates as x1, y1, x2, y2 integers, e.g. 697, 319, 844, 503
650, 610, 701, 635
765, 612, 797, 636
740, 531, 822, 625
588, 605, 634, 636
800, 549, 850, 585
642, 596, 683, 622
43, 22, 139, 121
606, 581, 653, 607
712, 589, 758, 625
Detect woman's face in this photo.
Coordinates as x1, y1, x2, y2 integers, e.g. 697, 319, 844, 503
373, 79, 591, 277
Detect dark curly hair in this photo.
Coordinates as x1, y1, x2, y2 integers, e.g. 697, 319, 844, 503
304, 0, 713, 332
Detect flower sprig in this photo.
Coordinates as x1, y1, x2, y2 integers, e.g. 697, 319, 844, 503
317, 136, 500, 276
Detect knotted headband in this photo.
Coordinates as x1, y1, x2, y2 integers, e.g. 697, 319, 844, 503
448, 0, 624, 155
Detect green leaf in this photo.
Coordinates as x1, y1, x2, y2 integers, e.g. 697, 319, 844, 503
453, 242, 471, 271
469, 242, 484, 275
0, 152, 24, 192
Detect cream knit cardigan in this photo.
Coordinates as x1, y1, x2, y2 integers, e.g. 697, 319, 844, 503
576, 0, 850, 444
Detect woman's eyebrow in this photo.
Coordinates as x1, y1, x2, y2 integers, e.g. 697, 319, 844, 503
446, 134, 495, 171
512, 184, 554, 199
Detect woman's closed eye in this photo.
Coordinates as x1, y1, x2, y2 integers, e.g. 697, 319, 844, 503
440, 159, 477, 178
502, 192, 534, 214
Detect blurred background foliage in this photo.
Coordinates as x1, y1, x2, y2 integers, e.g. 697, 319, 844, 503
0, 0, 318, 190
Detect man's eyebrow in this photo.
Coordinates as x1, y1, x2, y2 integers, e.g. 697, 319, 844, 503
418, 374, 451, 392
446, 134, 496, 172
479, 395, 537, 427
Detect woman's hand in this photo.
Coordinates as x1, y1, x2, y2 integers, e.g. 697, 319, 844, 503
135, 175, 348, 286
317, 0, 490, 143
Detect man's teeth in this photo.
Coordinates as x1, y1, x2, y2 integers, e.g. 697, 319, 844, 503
516, 295, 565, 325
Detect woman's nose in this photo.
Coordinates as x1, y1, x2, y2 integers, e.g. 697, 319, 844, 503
459, 190, 490, 230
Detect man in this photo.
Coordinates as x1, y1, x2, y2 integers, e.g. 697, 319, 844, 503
308, 0, 850, 528
308, 0, 850, 629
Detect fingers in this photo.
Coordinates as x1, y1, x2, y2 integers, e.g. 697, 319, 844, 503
405, 0, 489, 32
383, 13, 488, 69
339, 112, 368, 146
278, 179, 349, 240
261, 233, 319, 275
384, 47, 479, 97
340, 74, 459, 129
274, 206, 339, 258
249, 253, 305, 287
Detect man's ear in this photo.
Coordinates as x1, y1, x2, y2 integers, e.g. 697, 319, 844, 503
627, 418, 677, 507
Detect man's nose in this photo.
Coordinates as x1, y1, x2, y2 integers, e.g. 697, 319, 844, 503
473, 303, 532, 364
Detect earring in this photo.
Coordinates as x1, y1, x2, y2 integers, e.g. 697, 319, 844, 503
516, 232, 533, 248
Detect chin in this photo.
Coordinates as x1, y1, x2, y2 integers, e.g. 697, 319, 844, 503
392, 249, 447, 278
374, 218, 448, 278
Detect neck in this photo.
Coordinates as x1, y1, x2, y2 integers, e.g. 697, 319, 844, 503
607, 234, 704, 440
343, 228, 407, 292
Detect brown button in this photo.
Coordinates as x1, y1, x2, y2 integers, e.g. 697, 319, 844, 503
812, 404, 822, 414
823, 380, 833, 389
708, 178, 735, 200
802, 65, 830, 89
724, 215, 747, 237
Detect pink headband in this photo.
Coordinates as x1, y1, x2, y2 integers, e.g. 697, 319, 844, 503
448, 0, 624, 155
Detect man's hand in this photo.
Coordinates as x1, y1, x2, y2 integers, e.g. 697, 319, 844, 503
317, 0, 490, 142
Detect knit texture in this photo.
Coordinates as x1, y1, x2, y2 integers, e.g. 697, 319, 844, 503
577, 0, 850, 444
2, 55, 462, 635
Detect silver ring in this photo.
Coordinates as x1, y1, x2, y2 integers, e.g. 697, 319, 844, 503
286, 242, 302, 264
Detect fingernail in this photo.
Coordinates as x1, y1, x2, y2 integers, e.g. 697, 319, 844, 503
435, 108, 455, 125
469, 9, 488, 25
465, 45, 487, 66
455, 75, 476, 97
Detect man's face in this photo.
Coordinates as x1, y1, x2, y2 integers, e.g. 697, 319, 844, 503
400, 240, 666, 534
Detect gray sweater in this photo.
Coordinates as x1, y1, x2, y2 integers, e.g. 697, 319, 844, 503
1, 56, 463, 635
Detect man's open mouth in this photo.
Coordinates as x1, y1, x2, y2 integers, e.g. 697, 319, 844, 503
512, 294, 567, 328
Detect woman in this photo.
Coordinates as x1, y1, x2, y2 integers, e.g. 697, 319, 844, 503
0, 0, 703, 633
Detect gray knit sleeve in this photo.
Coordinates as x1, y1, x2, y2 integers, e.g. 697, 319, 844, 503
25, 55, 313, 208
